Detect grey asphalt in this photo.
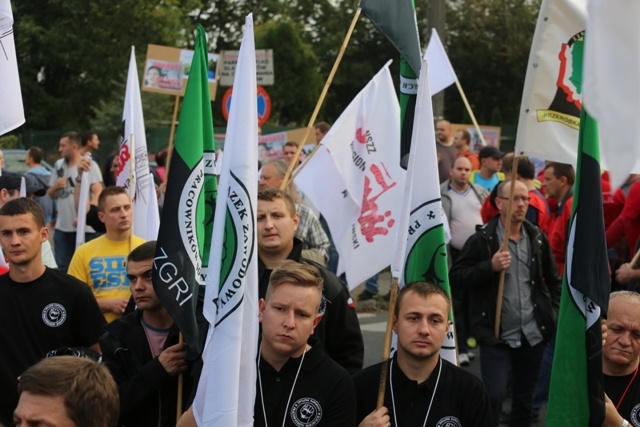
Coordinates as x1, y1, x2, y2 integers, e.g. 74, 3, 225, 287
352, 271, 546, 425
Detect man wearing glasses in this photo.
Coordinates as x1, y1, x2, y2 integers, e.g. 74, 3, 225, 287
450, 180, 562, 427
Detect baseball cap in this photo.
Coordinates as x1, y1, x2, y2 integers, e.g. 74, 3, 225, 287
0, 173, 47, 197
479, 146, 505, 160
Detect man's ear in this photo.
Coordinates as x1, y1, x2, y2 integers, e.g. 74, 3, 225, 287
258, 298, 266, 323
311, 313, 322, 333
392, 315, 398, 334
292, 212, 299, 231
98, 211, 105, 223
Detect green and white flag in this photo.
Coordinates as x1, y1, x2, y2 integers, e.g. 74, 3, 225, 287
392, 58, 456, 364
192, 14, 259, 426
546, 108, 609, 427
359, 0, 421, 166
152, 25, 217, 358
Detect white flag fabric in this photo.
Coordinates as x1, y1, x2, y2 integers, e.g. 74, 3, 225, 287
116, 47, 155, 239
145, 172, 159, 241
396, 58, 457, 364
193, 14, 259, 427
583, 0, 640, 189
0, 0, 24, 135
75, 171, 90, 248
424, 28, 457, 95
297, 63, 406, 288
515, 0, 586, 165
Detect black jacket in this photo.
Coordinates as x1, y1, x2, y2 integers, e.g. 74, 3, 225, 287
99, 311, 194, 427
258, 238, 364, 374
449, 217, 562, 346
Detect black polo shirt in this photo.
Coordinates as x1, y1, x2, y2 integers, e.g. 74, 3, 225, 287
254, 341, 356, 427
353, 356, 493, 427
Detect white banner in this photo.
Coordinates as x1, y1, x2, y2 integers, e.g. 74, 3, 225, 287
425, 28, 457, 95
0, 0, 25, 135
583, 0, 640, 189
515, 0, 586, 165
297, 63, 405, 287
116, 47, 157, 240
193, 14, 259, 427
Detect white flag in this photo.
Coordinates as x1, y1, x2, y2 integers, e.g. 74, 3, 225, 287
396, 58, 457, 364
297, 63, 405, 287
116, 47, 154, 239
145, 172, 159, 240
425, 28, 457, 95
0, 0, 24, 135
193, 14, 259, 427
583, 0, 640, 189
515, 0, 586, 164
75, 171, 90, 248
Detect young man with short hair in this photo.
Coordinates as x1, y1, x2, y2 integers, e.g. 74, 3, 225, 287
68, 186, 145, 322
100, 241, 192, 426
0, 199, 105, 426
14, 356, 119, 427
353, 282, 493, 426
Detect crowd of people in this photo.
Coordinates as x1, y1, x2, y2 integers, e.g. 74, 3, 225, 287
1, 120, 639, 427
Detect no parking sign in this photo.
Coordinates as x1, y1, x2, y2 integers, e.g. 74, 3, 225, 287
222, 85, 271, 127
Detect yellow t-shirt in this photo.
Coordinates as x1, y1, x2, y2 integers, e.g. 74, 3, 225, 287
68, 235, 145, 322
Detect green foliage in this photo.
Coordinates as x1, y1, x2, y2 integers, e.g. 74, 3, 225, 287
254, 20, 323, 125
14, 0, 200, 130
444, 0, 541, 125
0, 135, 21, 149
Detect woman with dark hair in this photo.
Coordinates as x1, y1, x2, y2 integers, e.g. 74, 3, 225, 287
102, 153, 119, 187
155, 149, 168, 183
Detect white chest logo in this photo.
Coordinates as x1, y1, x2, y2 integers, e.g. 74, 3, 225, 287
290, 397, 322, 427
42, 303, 67, 327
436, 416, 462, 427
630, 403, 640, 427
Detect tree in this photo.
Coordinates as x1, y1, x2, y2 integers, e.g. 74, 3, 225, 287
443, 0, 541, 126
13, 0, 199, 130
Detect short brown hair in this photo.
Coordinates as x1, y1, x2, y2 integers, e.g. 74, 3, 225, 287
18, 356, 119, 427
98, 186, 128, 212
456, 129, 471, 145
314, 122, 330, 134
27, 147, 43, 164
0, 198, 45, 228
267, 260, 324, 312
546, 162, 575, 186
284, 141, 299, 149
395, 282, 451, 315
258, 188, 297, 218
61, 131, 81, 146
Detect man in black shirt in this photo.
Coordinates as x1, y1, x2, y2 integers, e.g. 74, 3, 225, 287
256, 188, 363, 373
603, 291, 640, 426
0, 199, 105, 425
353, 282, 493, 427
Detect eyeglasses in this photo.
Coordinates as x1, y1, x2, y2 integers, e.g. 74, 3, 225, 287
498, 196, 530, 203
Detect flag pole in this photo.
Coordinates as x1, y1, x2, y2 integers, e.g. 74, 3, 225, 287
453, 79, 488, 147
166, 95, 181, 182
280, 8, 362, 189
630, 246, 640, 268
494, 156, 519, 338
377, 276, 399, 409
128, 132, 135, 254
176, 332, 184, 423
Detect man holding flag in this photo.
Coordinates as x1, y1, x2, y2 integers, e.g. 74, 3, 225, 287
152, 25, 217, 361
450, 179, 561, 426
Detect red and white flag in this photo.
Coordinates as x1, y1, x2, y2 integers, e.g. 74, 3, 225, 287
296, 62, 405, 287
116, 47, 158, 240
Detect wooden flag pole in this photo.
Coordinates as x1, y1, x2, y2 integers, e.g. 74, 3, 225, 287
629, 246, 640, 268
280, 8, 362, 190
494, 157, 520, 338
165, 95, 181, 182
128, 132, 135, 254
454, 79, 488, 147
377, 276, 400, 409
176, 332, 184, 424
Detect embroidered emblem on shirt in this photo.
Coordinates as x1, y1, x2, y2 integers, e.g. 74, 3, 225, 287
42, 303, 67, 327
290, 397, 322, 427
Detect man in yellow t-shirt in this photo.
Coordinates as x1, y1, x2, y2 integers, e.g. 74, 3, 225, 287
68, 186, 144, 322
